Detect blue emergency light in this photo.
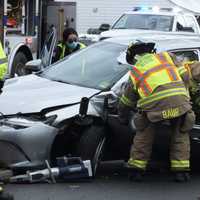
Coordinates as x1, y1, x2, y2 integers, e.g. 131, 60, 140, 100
132, 6, 174, 12
132, 6, 151, 11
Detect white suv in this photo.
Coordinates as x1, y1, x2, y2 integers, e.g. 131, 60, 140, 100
100, 7, 200, 40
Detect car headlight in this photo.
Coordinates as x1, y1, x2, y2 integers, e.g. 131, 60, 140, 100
0, 114, 57, 129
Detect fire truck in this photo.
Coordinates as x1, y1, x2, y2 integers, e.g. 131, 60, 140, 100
0, 0, 78, 77
0, 0, 42, 77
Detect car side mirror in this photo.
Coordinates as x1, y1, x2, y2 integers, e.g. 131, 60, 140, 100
25, 59, 42, 72
99, 23, 110, 31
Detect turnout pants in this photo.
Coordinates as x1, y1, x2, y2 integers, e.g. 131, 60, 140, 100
128, 111, 195, 171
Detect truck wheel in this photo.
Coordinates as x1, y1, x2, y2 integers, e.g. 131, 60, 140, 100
78, 126, 106, 176
11, 52, 30, 77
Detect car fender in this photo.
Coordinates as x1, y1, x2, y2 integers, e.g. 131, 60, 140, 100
0, 123, 58, 166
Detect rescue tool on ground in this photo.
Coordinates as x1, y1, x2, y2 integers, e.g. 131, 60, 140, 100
9, 157, 92, 183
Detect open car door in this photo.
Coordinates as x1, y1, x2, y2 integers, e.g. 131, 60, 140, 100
40, 26, 57, 68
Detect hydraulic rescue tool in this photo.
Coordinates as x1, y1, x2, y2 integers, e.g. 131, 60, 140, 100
9, 157, 92, 183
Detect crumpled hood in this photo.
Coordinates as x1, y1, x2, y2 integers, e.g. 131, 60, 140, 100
0, 75, 99, 115
100, 29, 166, 38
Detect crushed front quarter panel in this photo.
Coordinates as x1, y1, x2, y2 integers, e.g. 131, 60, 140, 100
0, 122, 58, 166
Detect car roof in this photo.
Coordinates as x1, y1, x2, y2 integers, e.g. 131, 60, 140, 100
105, 32, 200, 52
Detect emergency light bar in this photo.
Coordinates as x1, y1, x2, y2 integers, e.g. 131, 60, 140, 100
132, 6, 181, 13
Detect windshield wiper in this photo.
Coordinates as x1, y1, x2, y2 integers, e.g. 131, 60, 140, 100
51, 78, 71, 84
114, 27, 126, 29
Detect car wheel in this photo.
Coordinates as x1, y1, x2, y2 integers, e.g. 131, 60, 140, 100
78, 126, 106, 176
11, 52, 30, 77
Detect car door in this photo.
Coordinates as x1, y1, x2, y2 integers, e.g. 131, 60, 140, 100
40, 26, 57, 68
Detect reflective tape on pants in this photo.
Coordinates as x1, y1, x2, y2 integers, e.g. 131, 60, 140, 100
171, 160, 190, 170
128, 158, 147, 170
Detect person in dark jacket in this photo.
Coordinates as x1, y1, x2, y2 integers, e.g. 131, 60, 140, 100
53, 28, 85, 63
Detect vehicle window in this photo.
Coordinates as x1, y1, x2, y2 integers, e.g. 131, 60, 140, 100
185, 16, 197, 33
41, 42, 128, 90
112, 14, 128, 29
170, 50, 199, 62
176, 15, 187, 31
112, 14, 173, 31
40, 31, 54, 66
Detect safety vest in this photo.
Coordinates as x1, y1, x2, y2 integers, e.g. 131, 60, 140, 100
0, 42, 7, 80
129, 52, 188, 107
58, 42, 86, 60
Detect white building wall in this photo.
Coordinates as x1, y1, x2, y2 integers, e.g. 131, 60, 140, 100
61, 0, 176, 33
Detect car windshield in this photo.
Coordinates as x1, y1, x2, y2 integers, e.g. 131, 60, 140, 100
112, 14, 174, 31
40, 41, 128, 90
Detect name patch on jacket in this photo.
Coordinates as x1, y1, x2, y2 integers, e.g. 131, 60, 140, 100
162, 108, 180, 119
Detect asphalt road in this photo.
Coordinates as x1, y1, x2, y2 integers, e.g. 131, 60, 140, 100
4, 172, 200, 200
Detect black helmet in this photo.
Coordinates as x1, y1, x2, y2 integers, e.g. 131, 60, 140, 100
126, 41, 156, 64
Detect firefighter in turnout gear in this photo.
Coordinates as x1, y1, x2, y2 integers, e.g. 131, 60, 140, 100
0, 42, 7, 93
118, 41, 197, 182
53, 28, 86, 63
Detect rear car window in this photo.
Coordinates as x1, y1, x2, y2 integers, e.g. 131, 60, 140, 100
170, 50, 199, 62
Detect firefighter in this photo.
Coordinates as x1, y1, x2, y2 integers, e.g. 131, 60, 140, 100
53, 27, 86, 63
118, 41, 196, 182
0, 41, 7, 93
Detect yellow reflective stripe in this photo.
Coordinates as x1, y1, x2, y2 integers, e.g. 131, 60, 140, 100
57, 43, 65, 59
0, 42, 6, 58
128, 158, 147, 169
120, 95, 134, 107
138, 87, 188, 107
184, 63, 192, 79
0, 63, 7, 80
171, 160, 190, 168
162, 51, 174, 65
178, 66, 187, 75
80, 43, 86, 49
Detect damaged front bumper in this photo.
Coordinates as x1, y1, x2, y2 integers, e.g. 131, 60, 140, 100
0, 117, 58, 170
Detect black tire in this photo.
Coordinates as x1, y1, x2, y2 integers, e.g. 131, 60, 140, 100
78, 126, 106, 176
11, 52, 30, 77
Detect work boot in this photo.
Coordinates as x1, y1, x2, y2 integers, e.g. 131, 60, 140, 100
124, 163, 145, 182
174, 172, 190, 182
128, 170, 144, 182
